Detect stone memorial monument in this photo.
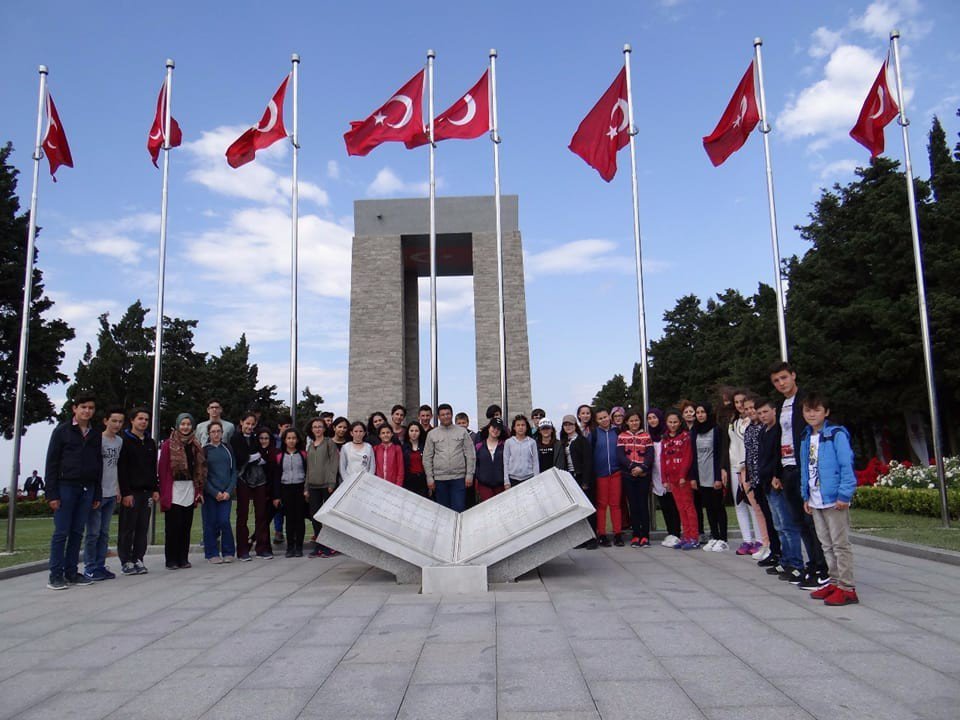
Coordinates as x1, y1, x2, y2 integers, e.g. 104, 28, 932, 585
315, 467, 595, 592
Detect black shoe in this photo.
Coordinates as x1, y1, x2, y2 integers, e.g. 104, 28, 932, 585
285, 548, 296, 558
166, 562, 179, 570
295, 546, 304, 557
757, 554, 779, 567
798, 571, 820, 591
598, 535, 612, 548
613, 534, 625, 547
47, 575, 67, 590
815, 570, 832, 586
178, 562, 192, 569
584, 538, 599, 550
779, 566, 803, 584
766, 564, 785, 576
66, 574, 94, 587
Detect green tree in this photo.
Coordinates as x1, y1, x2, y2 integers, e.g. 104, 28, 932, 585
0, 143, 75, 437
592, 374, 630, 412
205, 334, 282, 425
295, 386, 326, 424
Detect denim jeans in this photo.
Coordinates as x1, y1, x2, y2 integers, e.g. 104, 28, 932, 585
767, 487, 802, 569
434, 477, 466, 512
201, 495, 236, 559
84, 495, 116, 574
49, 483, 94, 580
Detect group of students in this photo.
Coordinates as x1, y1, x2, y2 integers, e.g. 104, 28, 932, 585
42, 361, 859, 607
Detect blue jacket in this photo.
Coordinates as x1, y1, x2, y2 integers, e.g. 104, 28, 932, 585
800, 421, 856, 505
591, 426, 619, 477
203, 442, 237, 497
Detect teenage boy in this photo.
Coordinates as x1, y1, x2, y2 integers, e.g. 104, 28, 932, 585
117, 407, 160, 575
422, 403, 476, 512
196, 399, 235, 447
801, 393, 859, 605
320, 412, 335, 432
390, 404, 407, 443
418, 405, 434, 432
743, 396, 781, 566
455, 412, 480, 444
83, 407, 124, 580
45, 394, 102, 589
530, 408, 546, 441
757, 398, 804, 584
591, 409, 623, 547
770, 362, 829, 588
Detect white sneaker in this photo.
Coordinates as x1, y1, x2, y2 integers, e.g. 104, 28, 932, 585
661, 534, 679, 547
702, 539, 718, 552
711, 540, 728, 552
752, 545, 771, 561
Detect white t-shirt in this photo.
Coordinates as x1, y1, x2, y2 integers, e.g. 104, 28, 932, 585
100, 434, 123, 498
806, 433, 833, 509
780, 395, 796, 467
172, 480, 195, 508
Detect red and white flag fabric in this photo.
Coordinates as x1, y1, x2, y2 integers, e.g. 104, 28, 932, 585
225, 76, 289, 169
568, 67, 630, 182
344, 70, 425, 157
147, 81, 183, 167
850, 57, 899, 158
41, 90, 73, 180
405, 70, 490, 149
702, 62, 760, 167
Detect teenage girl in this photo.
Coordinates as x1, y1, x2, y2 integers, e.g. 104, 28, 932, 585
660, 410, 699, 549
402, 422, 428, 496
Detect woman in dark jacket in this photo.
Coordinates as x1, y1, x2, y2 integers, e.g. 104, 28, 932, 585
231, 416, 276, 560
475, 418, 507, 502
561, 414, 596, 549
402, 421, 428, 497
690, 401, 728, 552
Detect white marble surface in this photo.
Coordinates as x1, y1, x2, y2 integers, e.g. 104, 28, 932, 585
421, 565, 488, 594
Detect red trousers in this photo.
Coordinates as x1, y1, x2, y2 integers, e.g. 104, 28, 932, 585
595, 471, 622, 535
476, 484, 506, 502
671, 480, 699, 542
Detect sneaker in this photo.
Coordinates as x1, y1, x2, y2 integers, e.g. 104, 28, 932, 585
810, 583, 837, 600
779, 567, 803, 584
47, 576, 68, 590
584, 538, 599, 550
238, 554, 253, 562
613, 534, 625, 547
758, 554, 780, 568
798, 571, 821, 591
815, 571, 831, 587
711, 540, 729, 552
102, 567, 116, 580
638, 537, 650, 548
751, 545, 771, 561
83, 569, 108, 582
630, 536, 641, 548
134, 560, 148, 575
661, 534, 679, 547
121, 562, 137, 575
208, 557, 223, 564
166, 562, 179, 570
702, 539, 718, 552
735, 542, 753, 555
598, 535, 612, 548
295, 547, 304, 557
284, 548, 296, 558
256, 553, 274, 560
222, 556, 234, 564
766, 563, 785, 576
680, 539, 700, 550
823, 587, 859, 606
66, 574, 94, 587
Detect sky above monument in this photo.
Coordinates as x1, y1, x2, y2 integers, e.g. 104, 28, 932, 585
2, 0, 959, 472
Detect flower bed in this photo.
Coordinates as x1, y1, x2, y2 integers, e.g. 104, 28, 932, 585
875, 457, 960, 491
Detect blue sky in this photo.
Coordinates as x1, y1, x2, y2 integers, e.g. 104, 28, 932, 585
2, 0, 959, 478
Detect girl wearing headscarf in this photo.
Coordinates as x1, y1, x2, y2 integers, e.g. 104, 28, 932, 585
158, 412, 207, 569
691, 401, 728, 551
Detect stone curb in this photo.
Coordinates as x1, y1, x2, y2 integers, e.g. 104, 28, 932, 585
0, 544, 168, 581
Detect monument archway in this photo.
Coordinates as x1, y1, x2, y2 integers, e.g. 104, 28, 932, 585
348, 195, 532, 421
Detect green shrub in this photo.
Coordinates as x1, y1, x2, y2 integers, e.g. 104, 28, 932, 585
853, 486, 960, 520
0, 499, 54, 517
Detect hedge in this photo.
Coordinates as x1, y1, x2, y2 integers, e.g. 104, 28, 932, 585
853, 486, 960, 520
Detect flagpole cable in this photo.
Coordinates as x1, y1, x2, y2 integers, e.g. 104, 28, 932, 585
290, 53, 300, 426
6, 65, 47, 553
490, 49, 508, 421
622, 45, 649, 419
753, 38, 788, 362
428, 50, 439, 416
890, 30, 949, 527
149, 58, 174, 545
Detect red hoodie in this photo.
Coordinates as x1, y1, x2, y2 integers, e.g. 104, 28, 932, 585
374, 442, 405, 486
660, 430, 692, 490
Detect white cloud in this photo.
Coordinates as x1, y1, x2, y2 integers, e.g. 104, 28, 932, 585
366, 167, 431, 197
327, 160, 340, 180
525, 239, 632, 278
183, 126, 329, 207
817, 158, 860, 183
852, 0, 925, 39
62, 212, 160, 265
809, 27, 842, 58
417, 276, 474, 326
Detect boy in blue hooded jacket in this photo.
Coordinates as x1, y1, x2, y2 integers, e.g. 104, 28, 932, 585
800, 393, 859, 606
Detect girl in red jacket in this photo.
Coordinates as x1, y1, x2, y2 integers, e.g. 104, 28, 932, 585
660, 410, 699, 550
374, 425, 405, 486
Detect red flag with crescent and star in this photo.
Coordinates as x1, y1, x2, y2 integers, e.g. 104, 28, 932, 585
702, 61, 760, 167
850, 57, 899, 158
405, 70, 490, 149
147, 80, 183, 167
225, 76, 289, 169
41, 90, 73, 181
568, 67, 630, 182
344, 69, 425, 157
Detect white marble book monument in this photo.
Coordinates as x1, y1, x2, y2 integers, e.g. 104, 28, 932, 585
315, 467, 595, 590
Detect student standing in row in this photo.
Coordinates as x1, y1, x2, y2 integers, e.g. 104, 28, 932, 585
202, 420, 236, 564
692, 402, 728, 552
305, 417, 338, 557
648, 408, 680, 548
403, 422, 428, 497
274, 429, 307, 558
422, 404, 475, 512
535, 419, 564, 472
117, 407, 160, 575
232, 415, 274, 561
340, 421, 374, 483
592, 408, 623, 547
561, 415, 596, 549
617, 411, 653, 548
83, 406, 124, 580
374, 425, 405, 485
661, 410, 699, 550
503, 415, 537, 487
158, 413, 206, 570
475, 418, 506, 502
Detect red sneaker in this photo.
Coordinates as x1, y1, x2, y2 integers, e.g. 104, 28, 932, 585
810, 583, 837, 600
824, 587, 859, 606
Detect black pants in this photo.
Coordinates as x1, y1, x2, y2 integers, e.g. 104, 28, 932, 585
694, 486, 705, 535
405, 472, 428, 497
754, 484, 782, 556
307, 487, 332, 552
625, 475, 651, 540
117, 490, 152, 564
164, 503, 194, 567
781, 465, 827, 573
280, 483, 306, 551
658, 492, 682, 537
700, 485, 728, 542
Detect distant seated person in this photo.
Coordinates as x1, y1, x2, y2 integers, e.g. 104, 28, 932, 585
25, 470, 45, 500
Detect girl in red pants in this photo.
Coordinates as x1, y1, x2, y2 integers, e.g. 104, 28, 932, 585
660, 410, 699, 550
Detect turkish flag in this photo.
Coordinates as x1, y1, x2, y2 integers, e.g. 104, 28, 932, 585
147, 81, 183, 167
41, 90, 73, 181
702, 62, 760, 167
225, 76, 289, 169
405, 70, 490, 149
344, 69, 425, 157
568, 68, 630, 182
850, 59, 899, 158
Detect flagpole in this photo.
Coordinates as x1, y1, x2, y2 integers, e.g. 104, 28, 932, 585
489, 49, 508, 420
6, 65, 48, 553
753, 38, 788, 362
427, 49, 439, 416
622, 44, 649, 418
889, 30, 949, 527
290, 53, 300, 426
149, 58, 174, 544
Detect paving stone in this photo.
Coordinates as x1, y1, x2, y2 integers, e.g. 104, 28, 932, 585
567, 638, 669, 681
0, 669, 83, 720
198, 687, 313, 720
626, 620, 731, 657
397, 682, 497, 720
428, 611, 497, 643
107, 666, 252, 720
660, 655, 789, 707
239, 644, 349, 689
498, 655, 594, 713
497, 600, 560, 625
78, 648, 204, 692
341, 627, 429, 664
17, 690, 138, 720
498, 624, 571, 661
700, 705, 817, 720
772, 673, 922, 720
40, 632, 157, 669
588, 678, 706, 720
191, 630, 290, 667
299, 661, 413, 720
411, 641, 496, 685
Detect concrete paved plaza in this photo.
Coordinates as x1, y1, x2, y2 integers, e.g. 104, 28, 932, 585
0, 542, 958, 719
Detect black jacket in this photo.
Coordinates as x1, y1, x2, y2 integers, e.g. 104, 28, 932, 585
474, 439, 505, 488
758, 424, 782, 491
44, 421, 102, 502
564, 434, 595, 490
117, 430, 159, 496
